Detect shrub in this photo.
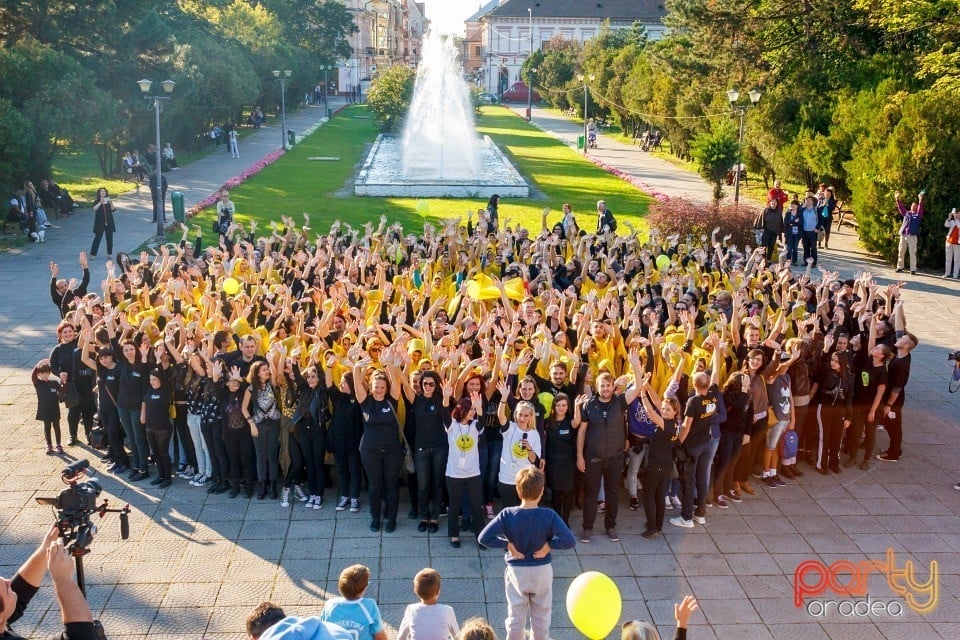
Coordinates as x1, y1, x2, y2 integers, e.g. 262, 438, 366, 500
366, 65, 415, 133
646, 198, 760, 249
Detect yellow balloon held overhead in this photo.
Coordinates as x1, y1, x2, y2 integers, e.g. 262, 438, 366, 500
655, 254, 671, 271
415, 199, 430, 215
566, 571, 622, 639
222, 277, 241, 296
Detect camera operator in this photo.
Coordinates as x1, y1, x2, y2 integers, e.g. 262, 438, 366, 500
0, 525, 95, 640
215, 191, 235, 236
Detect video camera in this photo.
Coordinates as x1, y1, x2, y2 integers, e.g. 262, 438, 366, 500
948, 351, 960, 362
36, 459, 130, 558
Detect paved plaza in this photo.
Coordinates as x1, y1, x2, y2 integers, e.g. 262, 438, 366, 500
1, 105, 959, 639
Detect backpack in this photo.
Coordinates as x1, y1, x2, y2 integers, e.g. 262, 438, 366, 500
780, 429, 798, 459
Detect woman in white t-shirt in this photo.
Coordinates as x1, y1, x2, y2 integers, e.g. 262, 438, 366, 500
444, 388, 485, 548
495, 381, 541, 510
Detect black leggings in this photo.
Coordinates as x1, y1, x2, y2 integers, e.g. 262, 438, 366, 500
146, 427, 173, 481
42, 419, 61, 447
68, 381, 96, 441
171, 406, 196, 469
300, 429, 327, 497
360, 445, 402, 521
446, 475, 484, 538
102, 406, 127, 467
253, 419, 281, 483
283, 433, 305, 488
551, 490, 574, 526
332, 447, 362, 499
641, 465, 670, 532
202, 420, 229, 479
222, 427, 255, 483
415, 446, 447, 520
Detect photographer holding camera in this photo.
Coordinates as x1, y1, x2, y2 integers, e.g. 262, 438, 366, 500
0, 525, 96, 640
215, 191, 235, 236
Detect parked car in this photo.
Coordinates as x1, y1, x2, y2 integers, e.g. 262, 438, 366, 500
476, 92, 499, 105
500, 82, 540, 103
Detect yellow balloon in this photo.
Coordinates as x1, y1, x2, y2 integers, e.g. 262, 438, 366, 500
416, 199, 430, 215
222, 277, 241, 296
566, 571, 622, 639
655, 254, 671, 271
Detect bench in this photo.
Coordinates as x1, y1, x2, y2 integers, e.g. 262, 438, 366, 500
836, 200, 858, 229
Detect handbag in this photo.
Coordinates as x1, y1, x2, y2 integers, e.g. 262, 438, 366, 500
88, 426, 107, 449
766, 407, 778, 427
61, 380, 81, 409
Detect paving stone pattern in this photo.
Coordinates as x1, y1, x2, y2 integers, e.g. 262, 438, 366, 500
1, 103, 959, 639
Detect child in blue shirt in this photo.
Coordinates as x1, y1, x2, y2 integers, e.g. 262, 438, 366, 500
478, 467, 576, 640
319, 564, 387, 640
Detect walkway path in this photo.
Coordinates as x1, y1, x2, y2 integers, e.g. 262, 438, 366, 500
0, 101, 958, 640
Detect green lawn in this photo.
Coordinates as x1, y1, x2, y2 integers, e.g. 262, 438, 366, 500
203, 105, 651, 235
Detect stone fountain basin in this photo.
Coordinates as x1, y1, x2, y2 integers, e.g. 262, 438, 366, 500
354, 134, 530, 198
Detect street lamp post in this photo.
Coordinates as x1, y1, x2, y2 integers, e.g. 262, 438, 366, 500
273, 69, 292, 150
577, 73, 595, 154
726, 87, 762, 206
137, 78, 175, 240
526, 7, 533, 121
322, 65, 332, 115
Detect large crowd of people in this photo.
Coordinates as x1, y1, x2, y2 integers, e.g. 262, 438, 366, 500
26, 192, 925, 640
38, 201, 917, 547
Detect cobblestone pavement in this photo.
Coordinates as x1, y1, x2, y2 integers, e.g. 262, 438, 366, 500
1, 105, 959, 640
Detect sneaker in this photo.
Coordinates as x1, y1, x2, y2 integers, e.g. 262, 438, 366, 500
953, 482, 960, 491
773, 475, 787, 487
877, 453, 899, 462
111, 465, 129, 475
726, 490, 742, 503
349, 498, 360, 513
597, 500, 606, 513
485, 503, 495, 518
670, 516, 694, 529
670, 496, 681, 509
280, 487, 290, 507
580, 529, 592, 543
293, 485, 308, 502
859, 460, 871, 470
177, 463, 187, 474
762, 476, 779, 488
312, 496, 323, 510
693, 507, 706, 525
641, 529, 660, 538
335, 496, 349, 511
189, 474, 207, 487
56, 445, 65, 454
629, 498, 641, 511
606, 529, 620, 542
45, 445, 55, 455
714, 494, 728, 509
178, 465, 196, 479
664, 496, 673, 509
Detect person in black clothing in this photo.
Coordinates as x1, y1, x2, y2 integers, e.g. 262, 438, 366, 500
80, 346, 127, 473
1, 525, 98, 640
575, 350, 642, 542
596, 200, 616, 234
711, 371, 751, 507
878, 322, 916, 463
353, 357, 405, 533
637, 374, 681, 538
285, 360, 326, 508
400, 370, 451, 533
49, 254, 90, 319
326, 365, 363, 512
842, 322, 890, 469
485, 194, 500, 231
212, 360, 256, 498
761, 199, 784, 262
91, 188, 117, 257
32, 360, 63, 454
814, 349, 854, 474
48, 321, 83, 446
141, 367, 174, 488
242, 361, 283, 500
543, 393, 579, 525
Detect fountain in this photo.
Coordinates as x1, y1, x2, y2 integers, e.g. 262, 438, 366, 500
354, 32, 528, 198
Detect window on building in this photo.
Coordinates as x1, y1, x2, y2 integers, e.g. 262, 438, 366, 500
561, 28, 574, 40
475, 45, 482, 57
581, 28, 596, 41
518, 27, 530, 52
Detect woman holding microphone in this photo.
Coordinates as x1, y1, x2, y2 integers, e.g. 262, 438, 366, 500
91, 188, 117, 258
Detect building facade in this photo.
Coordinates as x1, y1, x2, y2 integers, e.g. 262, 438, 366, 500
476, 0, 665, 95
338, 0, 426, 96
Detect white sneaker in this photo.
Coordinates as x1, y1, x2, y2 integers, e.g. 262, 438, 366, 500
670, 516, 695, 529
293, 485, 308, 502
178, 466, 196, 479
335, 496, 349, 511
280, 487, 290, 507
693, 514, 706, 525
671, 496, 682, 509
312, 496, 323, 510
306, 495, 317, 508
664, 496, 673, 509
189, 474, 206, 486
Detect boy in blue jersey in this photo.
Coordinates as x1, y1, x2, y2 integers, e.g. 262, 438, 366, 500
478, 467, 577, 640
319, 564, 387, 640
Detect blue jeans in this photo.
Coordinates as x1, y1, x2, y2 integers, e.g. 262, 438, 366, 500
786, 234, 800, 264
680, 440, 713, 520
117, 407, 147, 472
480, 438, 503, 505
701, 435, 721, 502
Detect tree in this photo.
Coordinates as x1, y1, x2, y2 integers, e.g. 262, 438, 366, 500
0, 98, 34, 194
366, 65, 415, 133
690, 124, 740, 203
